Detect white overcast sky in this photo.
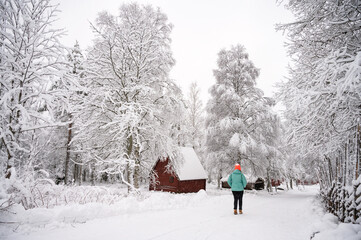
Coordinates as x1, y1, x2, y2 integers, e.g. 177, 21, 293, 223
53, 0, 294, 104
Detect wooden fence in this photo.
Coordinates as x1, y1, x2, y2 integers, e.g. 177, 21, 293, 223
321, 176, 361, 224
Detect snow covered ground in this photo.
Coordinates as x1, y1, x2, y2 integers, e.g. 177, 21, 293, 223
1, 185, 361, 240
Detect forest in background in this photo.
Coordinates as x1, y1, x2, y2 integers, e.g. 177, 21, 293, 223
0, 0, 360, 224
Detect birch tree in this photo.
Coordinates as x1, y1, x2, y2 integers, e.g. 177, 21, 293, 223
186, 82, 204, 149
75, 3, 182, 190
205, 45, 282, 187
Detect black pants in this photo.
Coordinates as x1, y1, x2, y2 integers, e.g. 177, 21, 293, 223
232, 191, 244, 210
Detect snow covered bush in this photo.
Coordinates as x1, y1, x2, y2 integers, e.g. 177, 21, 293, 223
0, 168, 53, 211
0, 170, 126, 213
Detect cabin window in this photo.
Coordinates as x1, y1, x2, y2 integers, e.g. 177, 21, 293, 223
169, 176, 174, 183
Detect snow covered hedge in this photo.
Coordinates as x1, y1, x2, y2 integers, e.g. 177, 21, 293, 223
321, 176, 361, 224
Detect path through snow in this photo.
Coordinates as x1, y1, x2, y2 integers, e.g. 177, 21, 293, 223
3, 185, 361, 240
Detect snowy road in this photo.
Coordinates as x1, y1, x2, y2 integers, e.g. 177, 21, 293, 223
4, 186, 326, 240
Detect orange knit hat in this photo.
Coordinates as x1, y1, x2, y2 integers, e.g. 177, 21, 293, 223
235, 163, 241, 171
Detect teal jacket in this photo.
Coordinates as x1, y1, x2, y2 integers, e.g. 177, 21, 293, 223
227, 170, 247, 191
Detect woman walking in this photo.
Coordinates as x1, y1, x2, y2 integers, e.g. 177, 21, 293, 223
227, 163, 247, 215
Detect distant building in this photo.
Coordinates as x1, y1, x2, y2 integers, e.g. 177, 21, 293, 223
221, 174, 264, 190
149, 147, 207, 193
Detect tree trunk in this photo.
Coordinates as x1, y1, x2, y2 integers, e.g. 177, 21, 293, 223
90, 161, 96, 186
4, 121, 14, 179
73, 156, 82, 186
5, 75, 18, 179
77, 154, 83, 186
323, 161, 330, 188
338, 151, 343, 186
133, 164, 139, 189
290, 178, 293, 189
344, 143, 348, 186
326, 155, 333, 184
126, 134, 133, 192
266, 168, 272, 192
207, 173, 212, 183
335, 157, 339, 182
73, 164, 77, 183
355, 123, 360, 180
177, 124, 181, 146
83, 168, 87, 182
133, 145, 140, 189
78, 164, 83, 186
64, 121, 72, 185
217, 168, 222, 189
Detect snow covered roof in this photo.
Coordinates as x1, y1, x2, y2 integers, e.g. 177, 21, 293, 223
176, 147, 207, 181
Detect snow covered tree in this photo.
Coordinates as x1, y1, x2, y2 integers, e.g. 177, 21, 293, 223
278, 0, 361, 185
184, 81, 207, 178
205, 45, 282, 188
186, 82, 205, 150
278, 0, 361, 222
40, 41, 86, 185
64, 41, 85, 185
170, 99, 189, 147
75, 3, 183, 190
0, 0, 72, 179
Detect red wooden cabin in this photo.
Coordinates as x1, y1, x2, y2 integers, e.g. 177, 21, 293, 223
271, 179, 281, 187
296, 179, 319, 185
149, 147, 207, 193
